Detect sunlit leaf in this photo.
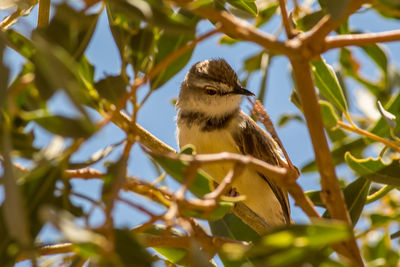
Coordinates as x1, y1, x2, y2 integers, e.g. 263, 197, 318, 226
312, 57, 348, 112
377, 100, 397, 128
255, 3, 278, 27
345, 152, 400, 186
319, 100, 339, 129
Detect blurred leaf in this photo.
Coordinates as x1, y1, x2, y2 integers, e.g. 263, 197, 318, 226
363, 230, 400, 266
377, 100, 396, 128
1, 127, 31, 249
184, 201, 233, 221
150, 10, 199, 89
243, 51, 263, 71
372, 0, 400, 19
32, 32, 95, 112
219, 35, 238, 45
320, 0, 350, 19
223, 221, 350, 266
108, 0, 196, 34
319, 100, 339, 129
94, 75, 127, 104
339, 48, 383, 97
345, 152, 400, 186
361, 44, 388, 75
277, 113, 304, 127
210, 212, 259, 242
227, 0, 258, 16
305, 190, 324, 207
312, 57, 348, 112
114, 229, 152, 266
32, 113, 95, 138
37, 3, 99, 59
2, 29, 36, 59
295, 10, 325, 31
255, 3, 278, 27
129, 27, 156, 73
0, 126, 38, 158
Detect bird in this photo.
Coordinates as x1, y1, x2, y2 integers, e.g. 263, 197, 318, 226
175, 59, 291, 226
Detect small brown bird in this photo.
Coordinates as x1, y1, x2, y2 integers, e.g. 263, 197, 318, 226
176, 59, 291, 226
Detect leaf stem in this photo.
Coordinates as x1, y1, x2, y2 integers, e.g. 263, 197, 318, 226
278, 0, 295, 39
338, 121, 400, 153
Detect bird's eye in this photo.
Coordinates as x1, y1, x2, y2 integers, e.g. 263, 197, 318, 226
205, 86, 217, 95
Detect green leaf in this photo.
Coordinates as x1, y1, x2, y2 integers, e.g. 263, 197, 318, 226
227, 0, 258, 16
129, 27, 156, 73
2, 30, 36, 59
222, 221, 350, 266
308, 177, 370, 224
184, 201, 233, 221
361, 44, 388, 74
210, 212, 259, 242
320, 0, 350, 19
277, 114, 304, 127
255, 3, 278, 27
377, 100, 397, 128
150, 10, 198, 89
319, 100, 339, 129
370, 92, 400, 137
345, 152, 400, 186
114, 229, 152, 266
342, 177, 370, 224
37, 3, 99, 59
312, 57, 348, 112
94, 75, 127, 104
295, 10, 325, 31
305, 190, 324, 207
32, 114, 95, 138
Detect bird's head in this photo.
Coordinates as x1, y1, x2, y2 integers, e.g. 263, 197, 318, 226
176, 59, 254, 116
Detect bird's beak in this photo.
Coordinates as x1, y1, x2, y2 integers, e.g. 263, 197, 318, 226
233, 85, 255, 96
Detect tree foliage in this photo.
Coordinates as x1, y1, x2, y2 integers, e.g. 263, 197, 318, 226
1, 0, 400, 266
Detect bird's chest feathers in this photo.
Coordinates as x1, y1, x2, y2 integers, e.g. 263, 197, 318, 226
178, 124, 238, 182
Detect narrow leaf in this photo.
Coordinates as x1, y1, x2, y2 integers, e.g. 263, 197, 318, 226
312, 57, 348, 112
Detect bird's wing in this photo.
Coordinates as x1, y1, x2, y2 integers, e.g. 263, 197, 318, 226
233, 111, 291, 224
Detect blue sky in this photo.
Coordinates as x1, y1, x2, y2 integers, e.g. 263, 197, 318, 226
2, 1, 400, 266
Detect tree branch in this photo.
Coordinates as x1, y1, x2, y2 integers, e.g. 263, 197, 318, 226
170, 0, 297, 57
290, 58, 363, 265
325, 29, 400, 50
300, 0, 367, 58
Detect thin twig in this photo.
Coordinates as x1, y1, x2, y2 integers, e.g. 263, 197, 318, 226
338, 121, 400, 153
278, 0, 295, 39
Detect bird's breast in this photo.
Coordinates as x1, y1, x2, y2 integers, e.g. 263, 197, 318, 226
177, 123, 238, 183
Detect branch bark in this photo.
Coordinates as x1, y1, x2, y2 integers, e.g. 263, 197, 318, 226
325, 29, 400, 50
290, 58, 363, 265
